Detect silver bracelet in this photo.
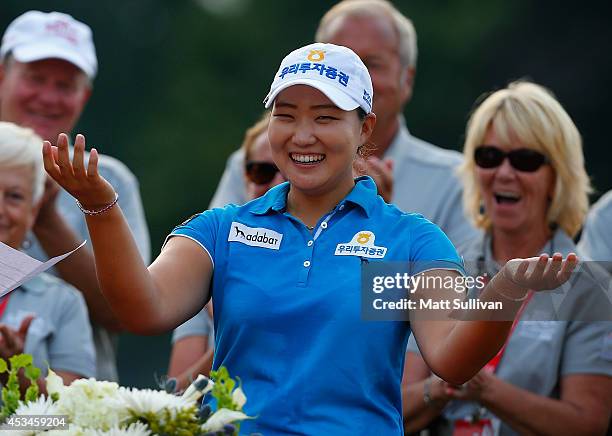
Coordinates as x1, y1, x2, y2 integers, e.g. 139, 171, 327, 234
76, 192, 119, 216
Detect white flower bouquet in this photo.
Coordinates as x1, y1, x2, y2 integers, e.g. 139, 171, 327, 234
0, 354, 254, 435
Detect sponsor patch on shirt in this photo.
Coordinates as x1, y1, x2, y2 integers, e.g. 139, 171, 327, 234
335, 231, 387, 259
228, 222, 282, 250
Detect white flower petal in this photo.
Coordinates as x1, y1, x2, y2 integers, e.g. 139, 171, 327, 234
181, 374, 213, 403
117, 387, 191, 416
231, 387, 247, 409
201, 408, 251, 432
14, 396, 59, 416
45, 369, 65, 396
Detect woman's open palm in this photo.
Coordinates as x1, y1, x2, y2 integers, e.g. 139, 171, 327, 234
42, 133, 116, 210
504, 253, 578, 292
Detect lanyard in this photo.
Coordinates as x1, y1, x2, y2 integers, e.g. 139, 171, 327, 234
484, 290, 533, 372
477, 233, 553, 372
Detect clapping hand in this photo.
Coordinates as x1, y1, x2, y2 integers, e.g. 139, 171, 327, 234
446, 369, 496, 403
0, 315, 34, 360
42, 133, 116, 211
353, 156, 394, 203
503, 253, 578, 292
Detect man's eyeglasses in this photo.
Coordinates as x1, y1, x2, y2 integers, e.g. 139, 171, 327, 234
474, 146, 549, 172
245, 161, 280, 185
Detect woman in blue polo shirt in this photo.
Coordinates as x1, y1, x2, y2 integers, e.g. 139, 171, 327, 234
42, 43, 577, 435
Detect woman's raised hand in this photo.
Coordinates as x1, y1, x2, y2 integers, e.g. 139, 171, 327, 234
503, 253, 579, 292
42, 133, 117, 210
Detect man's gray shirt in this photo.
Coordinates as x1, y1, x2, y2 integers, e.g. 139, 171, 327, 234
578, 190, 612, 264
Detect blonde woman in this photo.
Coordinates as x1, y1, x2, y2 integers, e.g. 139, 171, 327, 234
403, 81, 612, 436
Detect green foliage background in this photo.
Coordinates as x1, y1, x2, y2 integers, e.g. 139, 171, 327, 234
2, 0, 611, 387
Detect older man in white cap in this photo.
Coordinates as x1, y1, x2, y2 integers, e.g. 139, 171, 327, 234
0, 11, 150, 381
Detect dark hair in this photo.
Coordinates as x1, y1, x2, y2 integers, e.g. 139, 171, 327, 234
356, 107, 367, 121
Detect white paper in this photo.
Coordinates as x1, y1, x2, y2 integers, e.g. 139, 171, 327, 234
0, 240, 87, 298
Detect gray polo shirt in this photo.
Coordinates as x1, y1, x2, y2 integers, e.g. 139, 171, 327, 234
171, 309, 214, 346
406, 230, 612, 436
1, 273, 95, 378
578, 190, 612, 265
209, 117, 477, 249
24, 150, 150, 382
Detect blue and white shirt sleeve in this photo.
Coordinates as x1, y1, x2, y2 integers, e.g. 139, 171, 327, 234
165, 208, 227, 267
408, 214, 465, 276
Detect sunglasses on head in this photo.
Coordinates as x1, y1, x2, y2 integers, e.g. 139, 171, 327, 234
474, 145, 549, 172
245, 161, 280, 185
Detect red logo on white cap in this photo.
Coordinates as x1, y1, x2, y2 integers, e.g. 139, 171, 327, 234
45, 20, 78, 45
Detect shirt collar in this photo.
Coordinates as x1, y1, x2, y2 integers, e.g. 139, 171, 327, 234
249, 182, 291, 215
343, 176, 377, 217
249, 176, 378, 218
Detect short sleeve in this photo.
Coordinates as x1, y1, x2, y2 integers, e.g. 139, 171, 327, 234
165, 207, 228, 266
578, 192, 612, 261
408, 214, 465, 276
172, 309, 214, 343
48, 289, 96, 378
561, 321, 612, 376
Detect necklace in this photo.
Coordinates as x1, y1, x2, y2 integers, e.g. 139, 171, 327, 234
306, 225, 315, 230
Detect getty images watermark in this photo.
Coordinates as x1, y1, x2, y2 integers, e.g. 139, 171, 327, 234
360, 261, 612, 322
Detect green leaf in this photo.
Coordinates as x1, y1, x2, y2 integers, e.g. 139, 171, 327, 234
211, 366, 239, 411
9, 354, 32, 369
24, 364, 40, 381
25, 385, 38, 402
0, 358, 7, 373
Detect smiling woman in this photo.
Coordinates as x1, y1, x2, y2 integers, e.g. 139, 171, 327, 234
41, 45, 580, 436
403, 82, 611, 436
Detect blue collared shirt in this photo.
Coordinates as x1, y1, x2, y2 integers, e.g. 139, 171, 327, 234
170, 176, 463, 435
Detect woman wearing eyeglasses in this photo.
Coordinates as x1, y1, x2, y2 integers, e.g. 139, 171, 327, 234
403, 81, 612, 436
167, 111, 285, 390
42, 46, 579, 435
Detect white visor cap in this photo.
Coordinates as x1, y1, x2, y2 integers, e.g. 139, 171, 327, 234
264, 43, 373, 114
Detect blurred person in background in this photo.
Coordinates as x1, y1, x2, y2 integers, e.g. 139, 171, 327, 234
578, 191, 612, 267
168, 111, 284, 390
209, 0, 476, 249
402, 81, 612, 436
0, 11, 150, 381
0, 122, 95, 388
